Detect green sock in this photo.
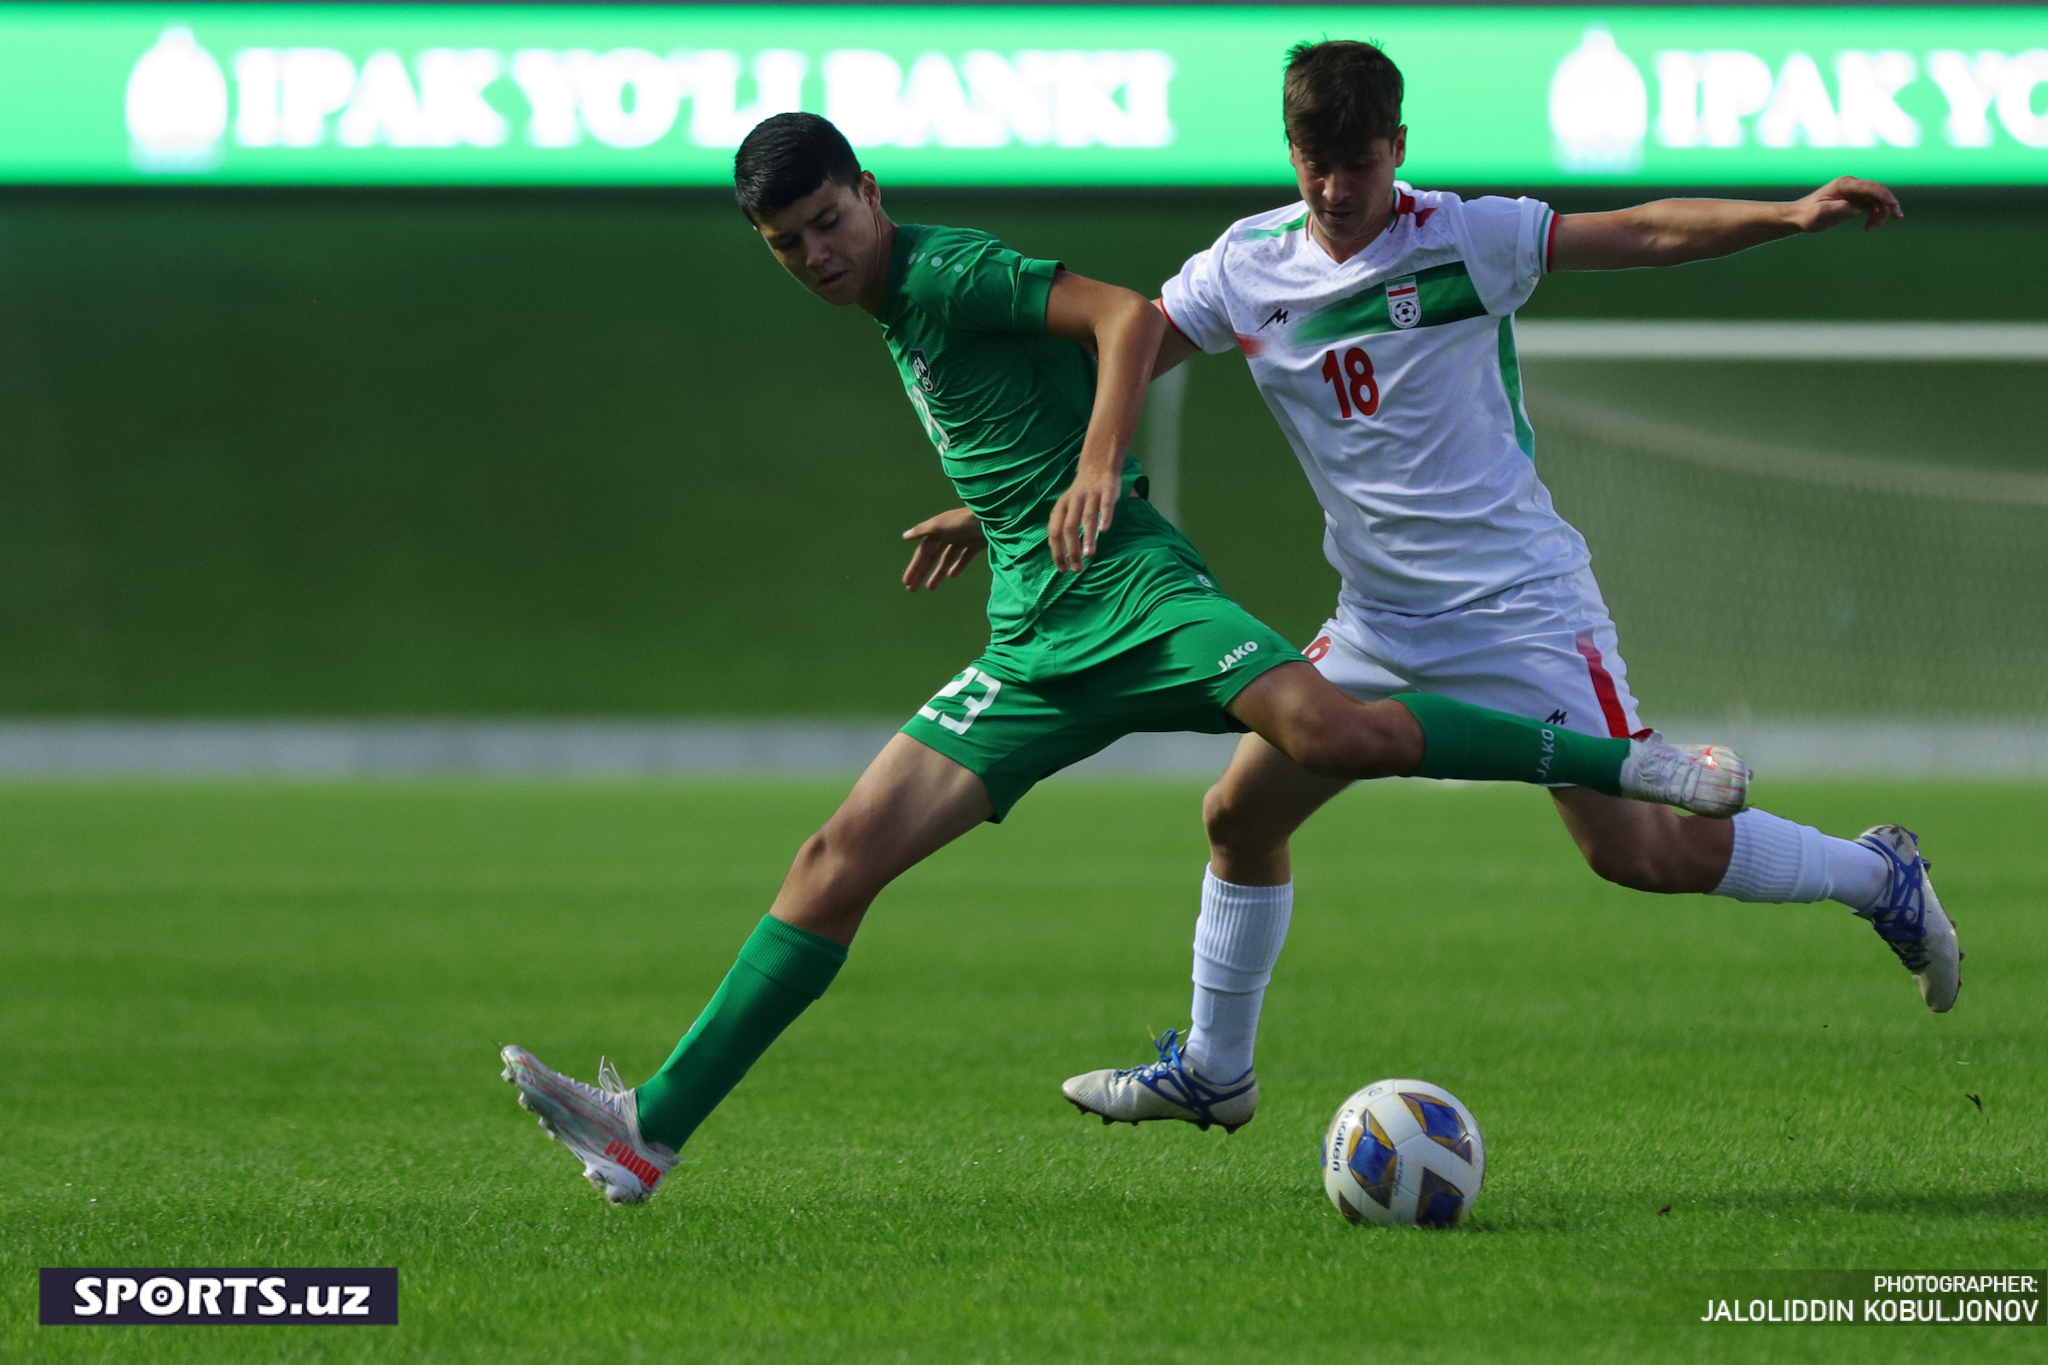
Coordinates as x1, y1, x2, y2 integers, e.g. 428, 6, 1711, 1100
634, 914, 847, 1152
1394, 692, 1629, 794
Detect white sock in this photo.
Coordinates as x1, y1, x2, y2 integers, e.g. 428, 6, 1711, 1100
1184, 870, 1292, 1082
1711, 809, 1891, 911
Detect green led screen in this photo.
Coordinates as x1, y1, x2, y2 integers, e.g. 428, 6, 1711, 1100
6, 4, 2047, 186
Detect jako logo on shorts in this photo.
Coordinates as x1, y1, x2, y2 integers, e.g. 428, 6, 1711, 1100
1217, 641, 1259, 671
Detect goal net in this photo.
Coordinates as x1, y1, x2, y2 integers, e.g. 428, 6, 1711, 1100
1518, 326, 2048, 725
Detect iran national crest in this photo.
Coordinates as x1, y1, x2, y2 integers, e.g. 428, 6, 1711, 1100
1386, 278, 1421, 329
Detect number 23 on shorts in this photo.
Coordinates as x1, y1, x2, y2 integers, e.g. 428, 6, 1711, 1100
919, 667, 1003, 735
1319, 347, 1378, 419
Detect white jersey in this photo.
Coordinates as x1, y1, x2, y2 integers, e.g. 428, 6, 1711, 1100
1161, 183, 1590, 615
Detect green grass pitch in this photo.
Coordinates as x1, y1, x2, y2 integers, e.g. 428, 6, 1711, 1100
3, 779, 2042, 1362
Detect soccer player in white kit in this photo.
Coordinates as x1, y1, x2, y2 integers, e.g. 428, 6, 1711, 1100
1062, 39, 1962, 1134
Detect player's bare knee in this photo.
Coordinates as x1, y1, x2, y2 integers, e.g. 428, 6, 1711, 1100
1259, 710, 1340, 776
1280, 708, 1406, 780
785, 830, 881, 922
1202, 780, 1276, 858
1201, 778, 1248, 843
798, 818, 870, 881
1291, 742, 1358, 780
786, 828, 840, 886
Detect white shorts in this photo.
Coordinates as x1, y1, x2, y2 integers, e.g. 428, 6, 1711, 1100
1307, 568, 1649, 740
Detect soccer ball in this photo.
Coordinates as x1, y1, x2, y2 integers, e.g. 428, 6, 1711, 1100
1321, 1079, 1485, 1228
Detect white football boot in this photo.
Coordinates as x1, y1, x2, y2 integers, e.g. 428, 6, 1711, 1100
500, 1045, 678, 1204
1851, 826, 1962, 1013
1061, 1029, 1258, 1134
1619, 739, 1750, 817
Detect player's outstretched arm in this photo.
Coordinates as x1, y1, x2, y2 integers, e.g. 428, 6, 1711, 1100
1043, 271, 1167, 571
900, 507, 984, 592
1550, 176, 1903, 271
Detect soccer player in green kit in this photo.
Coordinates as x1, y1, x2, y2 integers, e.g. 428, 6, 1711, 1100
499, 113, 1748, 1205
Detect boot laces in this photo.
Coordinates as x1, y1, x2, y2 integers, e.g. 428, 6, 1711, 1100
1858, 831, 1929, 967
1116, 1029, 1252, 1114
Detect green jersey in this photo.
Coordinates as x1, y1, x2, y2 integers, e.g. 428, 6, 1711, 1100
879, 222, 1226, 680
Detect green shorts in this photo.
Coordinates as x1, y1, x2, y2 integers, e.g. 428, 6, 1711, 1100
900, 595, 1303, 821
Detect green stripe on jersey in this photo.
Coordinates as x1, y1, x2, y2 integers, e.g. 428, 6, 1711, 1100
1293, 260, 1486, 345
1241, 212, 1309, 240
1497, 316, 1536, 457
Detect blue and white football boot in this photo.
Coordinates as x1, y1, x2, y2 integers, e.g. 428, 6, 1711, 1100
500, 1045, 678, 1204
1061, 1029, 1258, 1134
1851, 825, 1961, 1013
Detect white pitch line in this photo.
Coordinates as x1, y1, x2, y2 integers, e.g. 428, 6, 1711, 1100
1517, 320, 2048, 361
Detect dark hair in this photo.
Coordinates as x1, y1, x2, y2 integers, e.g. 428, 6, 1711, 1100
734, 112, 863, 220
1283, 40, 1404, 157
